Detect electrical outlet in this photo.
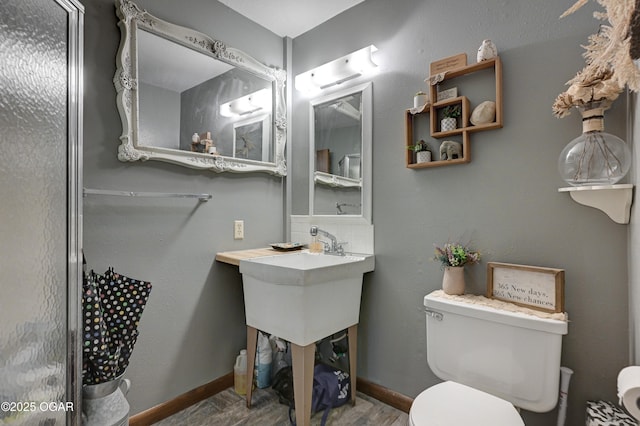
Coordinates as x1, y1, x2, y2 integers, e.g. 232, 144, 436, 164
234, 220, 244, 240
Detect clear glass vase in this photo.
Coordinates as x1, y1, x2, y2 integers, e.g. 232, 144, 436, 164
558, 103, 631, 186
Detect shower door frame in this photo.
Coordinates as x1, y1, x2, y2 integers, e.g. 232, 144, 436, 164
58, 0, 84, 423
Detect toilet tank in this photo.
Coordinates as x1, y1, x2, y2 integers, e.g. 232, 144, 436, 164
424, 291, 568, 412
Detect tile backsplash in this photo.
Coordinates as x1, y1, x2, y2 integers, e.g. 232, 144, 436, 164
290, 215, 374, 254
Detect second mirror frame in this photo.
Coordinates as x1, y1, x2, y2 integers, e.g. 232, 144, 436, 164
309, 82, 372, 222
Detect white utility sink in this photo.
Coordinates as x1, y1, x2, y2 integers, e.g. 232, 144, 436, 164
239, 252, 374, 346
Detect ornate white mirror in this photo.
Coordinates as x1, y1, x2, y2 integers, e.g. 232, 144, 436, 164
114, 0, 287, 175
309, 82, 372, 221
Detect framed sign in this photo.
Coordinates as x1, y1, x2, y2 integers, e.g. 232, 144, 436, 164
430, 53, 467, 75
486, 262, 565, 313
436, 87, 458, 102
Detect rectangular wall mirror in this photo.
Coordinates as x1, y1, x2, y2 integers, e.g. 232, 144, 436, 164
309, 82, 372, 222
115, 0, 287, 175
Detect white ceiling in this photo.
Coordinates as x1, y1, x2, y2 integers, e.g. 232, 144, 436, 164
138, 1, 367, 92
217, 0, 366, 38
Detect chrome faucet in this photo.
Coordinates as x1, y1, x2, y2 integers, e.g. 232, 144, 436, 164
310, 225, 345, 255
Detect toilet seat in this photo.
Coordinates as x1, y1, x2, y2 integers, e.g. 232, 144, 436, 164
409, 381, 525, 426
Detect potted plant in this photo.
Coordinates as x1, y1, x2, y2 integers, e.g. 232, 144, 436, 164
440, 104, 461, 132
433, 241, 480, 295
407, 139, 432, 163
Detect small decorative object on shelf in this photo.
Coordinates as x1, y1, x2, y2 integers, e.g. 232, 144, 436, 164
191, 131, 215, 154
558, 101, 631, 186
436, 87, 457, 102
477, 39, 498, 62
429, 52, 467, 75
553, 69, 630, 186
433, 241, 481, 295
470, 101, 496, 125
439, 140, 462, 161
417, 151, 431, 164
414, 91, 429, 109
440, 105, 461, 132
407, 139, 432, 163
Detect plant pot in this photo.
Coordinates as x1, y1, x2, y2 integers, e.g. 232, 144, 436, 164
416, 151, 431, 163
442, 266, 465, 295
441, 117, 457, 132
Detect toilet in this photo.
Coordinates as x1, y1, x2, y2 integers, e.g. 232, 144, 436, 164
409, 291, 568, 425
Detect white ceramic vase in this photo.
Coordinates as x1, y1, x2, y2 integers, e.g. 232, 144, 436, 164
477, 39, 498, 62
442, 266, 465, 295
414, 93, 428, 109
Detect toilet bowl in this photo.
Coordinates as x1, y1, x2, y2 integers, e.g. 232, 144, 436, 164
408, 381, 524, 426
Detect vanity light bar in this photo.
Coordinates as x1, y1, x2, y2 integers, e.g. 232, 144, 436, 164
220, 88, 272, 117
295, 45, 378, 94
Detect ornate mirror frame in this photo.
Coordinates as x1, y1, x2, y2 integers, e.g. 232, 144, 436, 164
114, 0, 287, 175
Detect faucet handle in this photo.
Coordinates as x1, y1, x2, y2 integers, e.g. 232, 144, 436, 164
336, 242, 348, 256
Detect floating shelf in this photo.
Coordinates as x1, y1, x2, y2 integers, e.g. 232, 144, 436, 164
558, 184, 634, 224
405, 56, 503, 168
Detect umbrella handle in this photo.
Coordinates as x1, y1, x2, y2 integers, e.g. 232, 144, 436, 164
119, 378, 131, 396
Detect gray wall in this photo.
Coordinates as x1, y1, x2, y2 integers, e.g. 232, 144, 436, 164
292, 1, 629, 425
82, 0, 284, 414
633, 92, 640, 365
139, 82, 180, 149
82, 0, 632, 424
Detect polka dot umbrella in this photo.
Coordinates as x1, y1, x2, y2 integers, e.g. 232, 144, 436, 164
82, 268, 152, 385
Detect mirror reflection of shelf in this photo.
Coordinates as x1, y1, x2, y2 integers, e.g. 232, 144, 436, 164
314, 171, 362, 188
558, 184, 634, 224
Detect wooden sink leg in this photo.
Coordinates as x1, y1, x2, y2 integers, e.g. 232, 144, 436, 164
347, 324, 358, 406
246, 325, 258, 408
291, 342, 315, 426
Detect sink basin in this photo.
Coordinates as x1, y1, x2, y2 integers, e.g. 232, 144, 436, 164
240, 252, 374, 286
239, 252, 375, 345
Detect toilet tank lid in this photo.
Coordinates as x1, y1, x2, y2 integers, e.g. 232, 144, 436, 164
424, 291, 568, 335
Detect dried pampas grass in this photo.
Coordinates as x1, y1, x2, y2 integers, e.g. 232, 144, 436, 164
553, 0, 640, 117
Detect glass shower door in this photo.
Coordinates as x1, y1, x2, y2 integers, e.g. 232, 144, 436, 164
0, 0, 83, 424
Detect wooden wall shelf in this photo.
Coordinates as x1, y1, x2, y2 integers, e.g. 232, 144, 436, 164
406, 56, 503, 168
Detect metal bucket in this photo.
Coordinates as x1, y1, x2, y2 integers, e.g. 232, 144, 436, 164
82, 375, 130, 426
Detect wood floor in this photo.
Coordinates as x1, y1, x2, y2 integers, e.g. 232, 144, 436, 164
154, 387, 409, 425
